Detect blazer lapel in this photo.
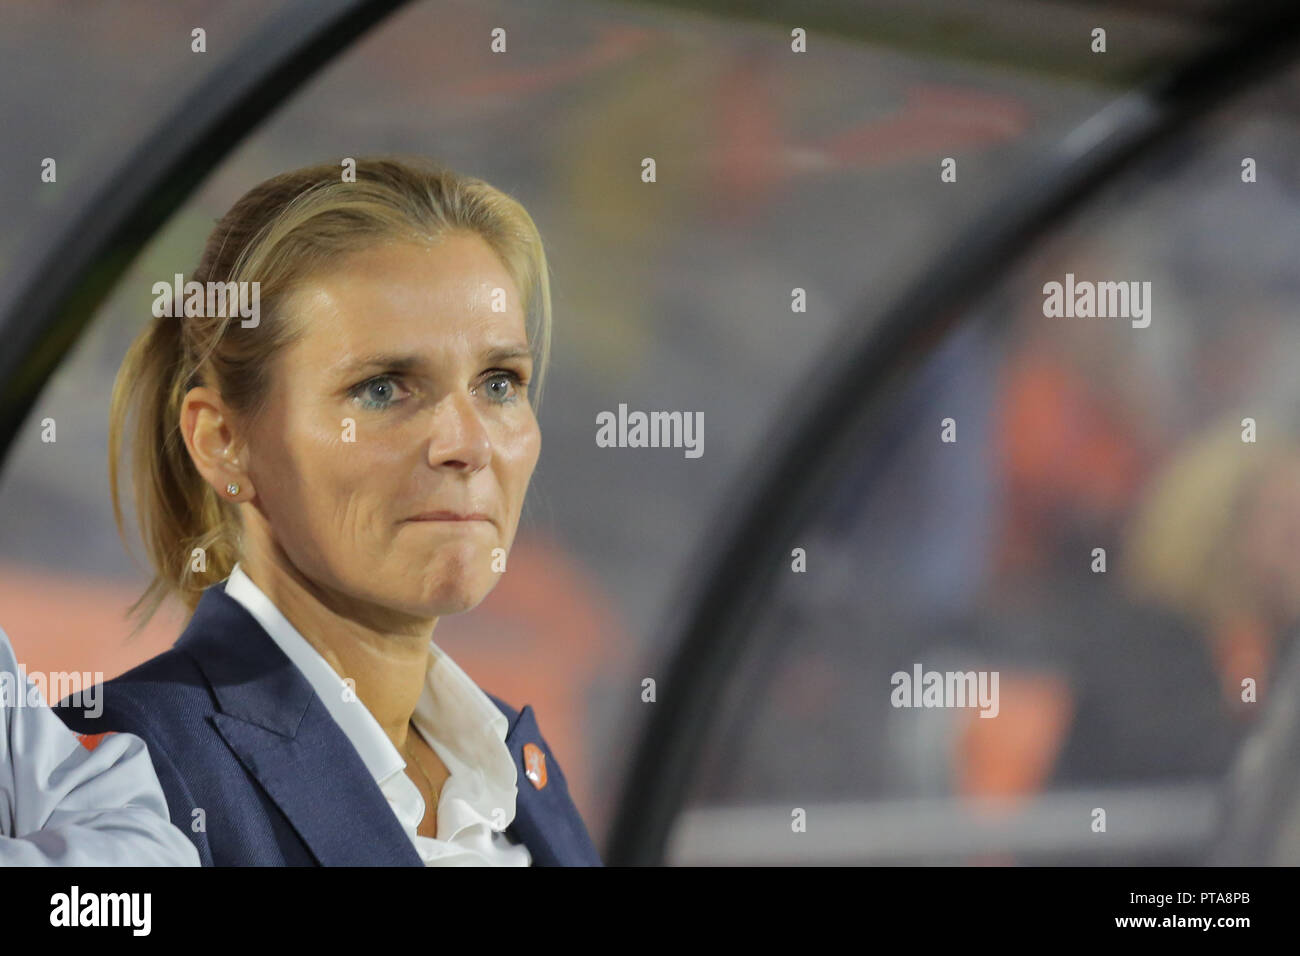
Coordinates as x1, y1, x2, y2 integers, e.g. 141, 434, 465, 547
502, 704, 603, 866
178, 586, 422, 866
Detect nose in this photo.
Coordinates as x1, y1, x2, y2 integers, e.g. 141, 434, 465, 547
425, 389, 491, 472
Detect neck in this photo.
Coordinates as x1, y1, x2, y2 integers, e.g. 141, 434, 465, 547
238, 520, 436, 750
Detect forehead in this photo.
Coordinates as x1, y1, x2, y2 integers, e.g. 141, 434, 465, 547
282, 235, 528, 361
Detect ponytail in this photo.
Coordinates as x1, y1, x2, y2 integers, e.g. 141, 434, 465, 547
108, 311, 240, 634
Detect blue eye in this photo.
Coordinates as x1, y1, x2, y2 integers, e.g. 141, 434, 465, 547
349, 371, 525, 410
350, 375, 404, 410
482, 370, 525, 404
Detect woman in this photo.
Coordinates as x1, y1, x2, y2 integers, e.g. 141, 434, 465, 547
56, 157, 602, 866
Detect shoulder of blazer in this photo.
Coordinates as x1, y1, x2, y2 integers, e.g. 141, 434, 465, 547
58, 586, 419, 866
54, 645, 208, 739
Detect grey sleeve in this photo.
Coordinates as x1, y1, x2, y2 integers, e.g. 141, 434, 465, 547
0, 627, 199, 866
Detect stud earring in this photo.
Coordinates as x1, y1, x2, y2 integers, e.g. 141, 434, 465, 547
226, 482, 240, 497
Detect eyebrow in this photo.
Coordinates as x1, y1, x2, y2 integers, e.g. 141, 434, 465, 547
335, 345, 533, 377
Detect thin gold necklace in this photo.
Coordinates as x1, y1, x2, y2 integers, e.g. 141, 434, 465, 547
405, 724, 443, 811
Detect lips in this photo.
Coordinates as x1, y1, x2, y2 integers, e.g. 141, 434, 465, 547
406, 511, 493, 523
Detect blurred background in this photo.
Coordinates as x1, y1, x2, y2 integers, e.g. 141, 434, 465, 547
1, 0, 1299, 863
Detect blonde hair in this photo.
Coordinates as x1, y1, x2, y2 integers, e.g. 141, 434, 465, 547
1122, 417, 1289, 628
109, 157, 553, 631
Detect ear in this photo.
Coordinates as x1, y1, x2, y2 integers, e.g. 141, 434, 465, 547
180, 386, 253, 501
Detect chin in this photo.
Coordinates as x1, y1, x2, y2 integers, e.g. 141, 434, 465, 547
380, 543, 500, 616
409, 571, 495, 617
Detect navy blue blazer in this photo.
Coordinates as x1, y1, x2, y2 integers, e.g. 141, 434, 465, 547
55, 583, 603, 866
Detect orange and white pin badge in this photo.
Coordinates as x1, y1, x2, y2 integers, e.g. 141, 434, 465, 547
522, 742, 548, 790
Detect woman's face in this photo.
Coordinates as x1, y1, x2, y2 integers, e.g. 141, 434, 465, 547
242, 234, 540, 624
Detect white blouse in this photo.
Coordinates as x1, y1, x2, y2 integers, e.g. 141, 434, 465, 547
223, 564, 531, 866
